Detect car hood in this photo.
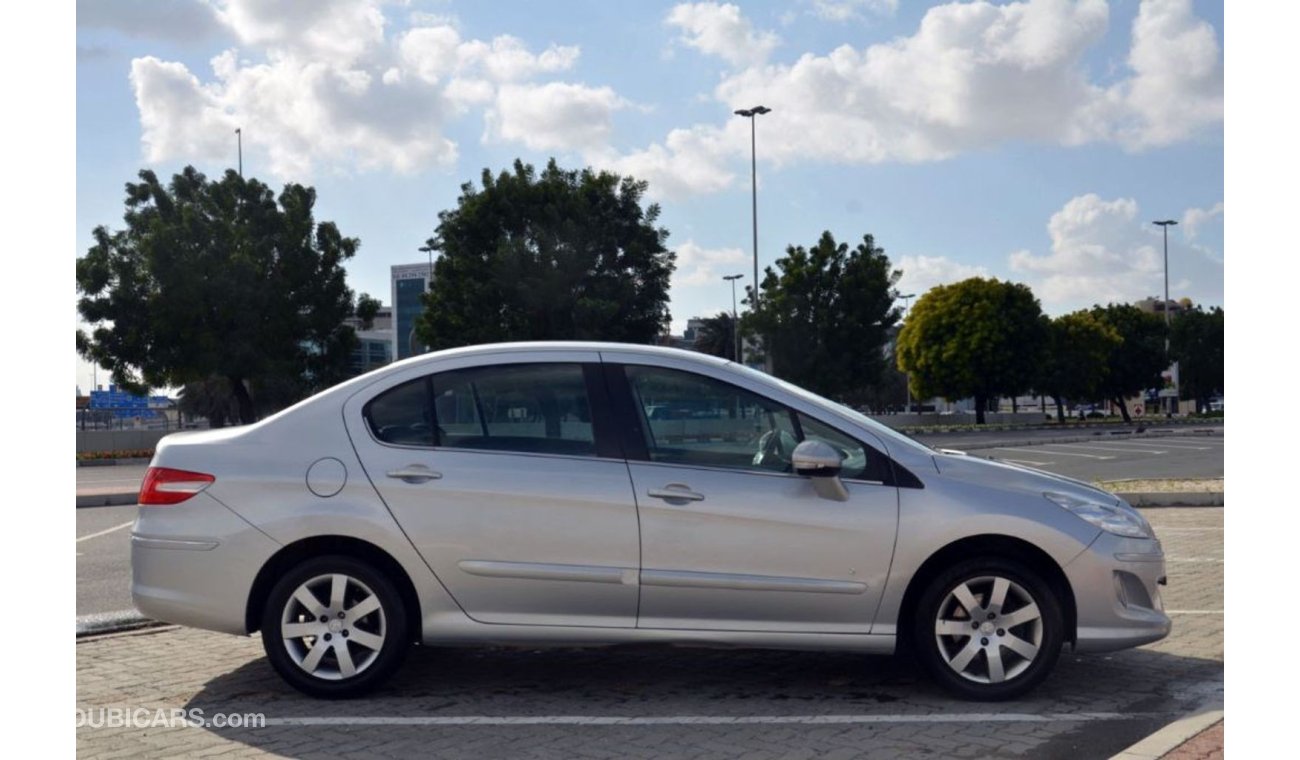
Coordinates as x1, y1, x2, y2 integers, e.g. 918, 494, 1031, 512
930, 450, 1119, 505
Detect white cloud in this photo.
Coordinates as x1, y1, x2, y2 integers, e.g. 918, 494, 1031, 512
1181, 201, 1223, 241
487, 83, 626, 152
77, 0, 221, 42
666, 2, 779, 67
1008, 194, 1223, 312
896, 255, 989, 300
594, 124, 740, 200
807, 0, 898, 23
625, 0, 1222, 197
673, 240, 748, 287
128, 5, 600, 180
1106, 0, 1224, 149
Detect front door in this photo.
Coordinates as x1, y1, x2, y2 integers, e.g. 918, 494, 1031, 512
614, 362, 900, 633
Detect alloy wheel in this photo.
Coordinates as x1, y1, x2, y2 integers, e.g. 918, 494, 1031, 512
933, 575, 1044, 684
280, 573, 387, 680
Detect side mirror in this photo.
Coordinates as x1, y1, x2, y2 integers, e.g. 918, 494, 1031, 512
793, 439, 843, 477
792, 439, 849, 502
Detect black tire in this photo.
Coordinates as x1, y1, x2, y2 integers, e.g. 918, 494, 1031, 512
261, 555, 410, 699
912, 558, 1064, 701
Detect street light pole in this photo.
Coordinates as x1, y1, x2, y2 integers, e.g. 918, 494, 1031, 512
734, 106, 771, 367
1153, 220, 1178, 415
723, 274, 744, 363
899, 293, 916, 412
235, 128, 243, 177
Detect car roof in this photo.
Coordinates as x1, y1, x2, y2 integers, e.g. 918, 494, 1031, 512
389, 341, 735, 370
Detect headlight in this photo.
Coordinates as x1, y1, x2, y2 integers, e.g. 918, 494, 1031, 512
1044, 492, 1152, 539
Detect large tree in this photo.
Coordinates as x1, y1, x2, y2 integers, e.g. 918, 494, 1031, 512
1090, 303, 1168, 422
415, 159, 675, 349
1171, 306, 1224, 412
76, 166, 377, 424
895, 278, 1048, 424
1037, 311, 1122, 423
744, 231, 901, 401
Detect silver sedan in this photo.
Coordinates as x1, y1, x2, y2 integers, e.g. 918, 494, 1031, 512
131, 342, 1169, 700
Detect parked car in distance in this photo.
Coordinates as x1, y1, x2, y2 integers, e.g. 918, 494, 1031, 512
132, 342, 1169, 700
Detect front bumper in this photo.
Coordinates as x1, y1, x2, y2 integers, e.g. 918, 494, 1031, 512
1065, 531, 1172, 653
131, 493, 281, 635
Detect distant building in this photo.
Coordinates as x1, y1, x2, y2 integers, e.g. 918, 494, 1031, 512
344, 304, 393, 332
391, 263, 433, 360
1135, 296, 1190, 318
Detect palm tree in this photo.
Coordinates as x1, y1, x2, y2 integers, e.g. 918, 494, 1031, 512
694, 312, 737, 361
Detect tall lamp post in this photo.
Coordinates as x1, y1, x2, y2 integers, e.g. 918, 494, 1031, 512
899, 293, 916, 412
1152, 220, 1178, 415
734, 105, 771, 368
723, 273, 744, 363
235, 128, 243, 177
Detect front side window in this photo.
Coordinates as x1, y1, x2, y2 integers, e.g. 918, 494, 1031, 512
431, 363, 596, 457
796, 413, 891, 483
625, 366, 799, 473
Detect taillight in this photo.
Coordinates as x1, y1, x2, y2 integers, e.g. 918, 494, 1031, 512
139, 467, 215, 506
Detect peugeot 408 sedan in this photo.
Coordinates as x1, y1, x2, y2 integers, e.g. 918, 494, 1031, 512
131, 342, 1170, 700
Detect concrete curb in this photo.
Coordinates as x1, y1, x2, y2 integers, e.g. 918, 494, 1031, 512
1109, 706, 1223, 760
76, 457, 152, 468
956, 429, 1223, 452
1114, 492, 1224, 507
76, 491, 139, 508
75, 609, 163, 637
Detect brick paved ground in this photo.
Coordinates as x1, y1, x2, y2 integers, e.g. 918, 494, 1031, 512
1161, 720, 1223, 760
76, 507, 1223, 759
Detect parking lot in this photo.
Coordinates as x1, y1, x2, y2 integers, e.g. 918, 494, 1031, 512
75, 506, 1222, 759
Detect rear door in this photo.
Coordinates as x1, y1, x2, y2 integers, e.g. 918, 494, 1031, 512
346, 352, 641, 628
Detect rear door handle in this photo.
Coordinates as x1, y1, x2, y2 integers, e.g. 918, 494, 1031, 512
386, 466, 442, 484
647, 484, 705, 503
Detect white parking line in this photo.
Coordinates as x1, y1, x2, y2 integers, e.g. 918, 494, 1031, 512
1165, 557, 1223, 563
76, 521, 135, 543
1149, 527, 1223, 532
1160, 438, 1224, 446
1103, 441, 1211, 451
991, 447, 1114, 460
998, 458, 1055, 466
1048, 443, 1168, 454
261, 712, 1163, 727
1165, 610, 1223, 615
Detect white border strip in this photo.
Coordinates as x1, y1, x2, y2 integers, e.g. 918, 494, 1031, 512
262, 712, 1160, 727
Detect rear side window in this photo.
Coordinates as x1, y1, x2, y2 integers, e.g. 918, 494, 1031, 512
364, 378, 433, 446
431, 363, 596, 457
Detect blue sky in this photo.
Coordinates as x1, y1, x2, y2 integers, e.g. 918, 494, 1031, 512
75, 0, 1224, 393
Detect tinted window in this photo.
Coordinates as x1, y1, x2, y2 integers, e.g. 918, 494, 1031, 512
431, 364, 596, 457
365, 378, 433, 446
625, 366, 799, 473
796, 413, 891, 483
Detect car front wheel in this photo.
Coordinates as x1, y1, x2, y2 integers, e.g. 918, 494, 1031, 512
913, 558, 1064, 700
261, 555, 410, 698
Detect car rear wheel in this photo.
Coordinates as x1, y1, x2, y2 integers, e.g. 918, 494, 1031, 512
261, 555, 409, 698
913, 558, 1064, 701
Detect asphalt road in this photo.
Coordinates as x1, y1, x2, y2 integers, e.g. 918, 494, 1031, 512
76, 504, 137, 618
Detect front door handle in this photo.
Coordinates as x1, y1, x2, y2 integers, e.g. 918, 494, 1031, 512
386, 465, 442, 484
647, 483, 705, 503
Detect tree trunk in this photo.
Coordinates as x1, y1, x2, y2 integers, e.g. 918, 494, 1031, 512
1113, 396, 1131, 423
230, 377, 256, 425
974, 393, 987, 425
1053, 394, 1065, 423
1011, 396, 1018, 413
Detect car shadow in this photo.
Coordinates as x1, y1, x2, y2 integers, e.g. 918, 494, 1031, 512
183, 643, 1222, 758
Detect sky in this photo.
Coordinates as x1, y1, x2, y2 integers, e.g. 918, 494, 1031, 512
74, 0, 1224, 394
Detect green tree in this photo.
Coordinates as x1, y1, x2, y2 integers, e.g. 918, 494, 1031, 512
1090, 303, 1168, 422
895, 278, 1048, 425
415, 159, 675, 349
1171, 306, 1224, 412
744, 231, 901, 401
1038, 311, 1122, 423
76, 166, 376, 424
693, 312, 738, 361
